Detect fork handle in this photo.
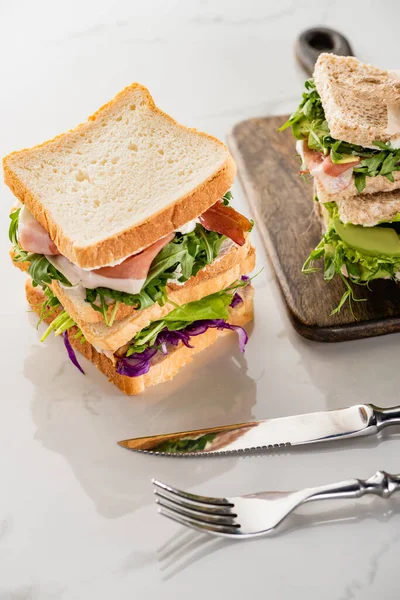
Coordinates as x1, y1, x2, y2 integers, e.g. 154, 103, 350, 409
306, 470, 400, 503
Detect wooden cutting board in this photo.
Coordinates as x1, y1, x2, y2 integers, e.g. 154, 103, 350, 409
228, 115, 400, 342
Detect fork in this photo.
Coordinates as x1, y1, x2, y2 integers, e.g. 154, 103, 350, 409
153, 470, 400, 539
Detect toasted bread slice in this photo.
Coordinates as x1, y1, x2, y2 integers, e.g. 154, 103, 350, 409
314, 53, 400, 148
26, 279, 254, 396
314, 172, 400, 204
315, 180, 400, 226
4, 83, 236, 269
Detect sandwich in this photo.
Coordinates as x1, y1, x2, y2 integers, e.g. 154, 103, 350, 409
5, 83, 256, 394
281, 53, 400, 313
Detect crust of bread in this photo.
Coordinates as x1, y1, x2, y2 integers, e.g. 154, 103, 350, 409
12, 243, 256, 352
26, 279, 254, 396
315, 172, 400, 205
314, 53, 400, 148
4, 83, 236, 269
315, 180, 400, 226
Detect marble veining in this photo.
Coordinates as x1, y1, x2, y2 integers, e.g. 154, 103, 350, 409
1, 1, 400, 599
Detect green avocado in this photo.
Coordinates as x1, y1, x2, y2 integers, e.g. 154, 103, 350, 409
331, 153, 358, 165
333, 219, 400, 257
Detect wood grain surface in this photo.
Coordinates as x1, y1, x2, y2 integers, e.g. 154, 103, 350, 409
229, 115, 400, 342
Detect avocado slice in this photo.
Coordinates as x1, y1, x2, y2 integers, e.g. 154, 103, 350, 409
331, 153, 359, 165
333, 219, 400, 257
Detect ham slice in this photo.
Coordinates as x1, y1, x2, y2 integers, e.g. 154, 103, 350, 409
297, 140, 359, 195
321, 155, 360, 177
18, 206, 60, 255
94, 233, 174, 280
46, 233, 174, 294
199, 202, 252, 246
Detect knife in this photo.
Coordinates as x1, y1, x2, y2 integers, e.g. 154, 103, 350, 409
118, 403, 400, 456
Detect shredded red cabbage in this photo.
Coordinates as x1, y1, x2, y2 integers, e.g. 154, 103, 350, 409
116, 318, 249, 378
116, 347, 158, 377
185, 319, 248, 352
241, 275, 250, 282
62, 331, 85, 374
230, 292, 243, 308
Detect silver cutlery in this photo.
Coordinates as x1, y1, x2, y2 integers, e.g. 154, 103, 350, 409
153, 470, 400, 539
119, 403, 400, 456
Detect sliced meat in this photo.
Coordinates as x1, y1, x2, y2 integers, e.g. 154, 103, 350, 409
18, 206, 60, 255
47, 233, 175, 294
94, 233, 175, 279
299, 141, 356, 194
300, 141, 325, 175
321, 155, 360, 177
199, 202, 252, 246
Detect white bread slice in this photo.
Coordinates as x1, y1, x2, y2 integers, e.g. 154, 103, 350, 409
26, 279, 254, 396
314, 171, 400, 204
4, 83, 236, 269
314, 53, 400, 148
315, 180, 400, 226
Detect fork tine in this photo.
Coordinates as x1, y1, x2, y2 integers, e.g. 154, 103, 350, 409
158, 507, 241, 537
154, 490, 236, 517
156, 497, 239, 527
152, 479, 231, 507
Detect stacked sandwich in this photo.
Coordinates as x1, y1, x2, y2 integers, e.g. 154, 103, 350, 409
5, 84, 255, 395
281, 53, 400, 312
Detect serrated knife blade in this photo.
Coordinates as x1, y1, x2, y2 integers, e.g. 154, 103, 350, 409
118, 403, 400, 456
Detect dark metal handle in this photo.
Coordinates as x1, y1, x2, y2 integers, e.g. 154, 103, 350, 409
295, 27, 354, 76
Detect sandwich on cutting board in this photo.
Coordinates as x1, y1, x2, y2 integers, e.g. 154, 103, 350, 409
281, 53, 400, 313
5, 84, 256, 394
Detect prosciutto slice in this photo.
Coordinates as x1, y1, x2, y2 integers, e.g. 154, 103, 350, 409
93, 233, 174, 280
46, 233, 174, 294
199, 202, 252, 246
18, 206, 60, 255
297, 140, 360, 195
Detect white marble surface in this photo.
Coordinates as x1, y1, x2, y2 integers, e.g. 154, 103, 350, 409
1, 1, 400, 598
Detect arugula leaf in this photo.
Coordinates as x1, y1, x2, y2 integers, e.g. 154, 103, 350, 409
9, 211, 72, 288
354, 172, 367, 194
85, 225, 225, 320
221, 190, 233, 205
9, 209, 20, 244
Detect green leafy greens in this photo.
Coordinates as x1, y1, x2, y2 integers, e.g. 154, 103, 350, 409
302, 202, 400, 316
9, 210, 72, 288
279, 80, 400, 192
85, 224, 226, 322
125, 278, 250, 356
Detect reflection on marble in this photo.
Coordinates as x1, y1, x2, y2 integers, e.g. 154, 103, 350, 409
24, 333, 256, 519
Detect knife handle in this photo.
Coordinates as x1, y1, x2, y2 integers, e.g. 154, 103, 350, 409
306, 470, 400, 503
371, 404, 400, 430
